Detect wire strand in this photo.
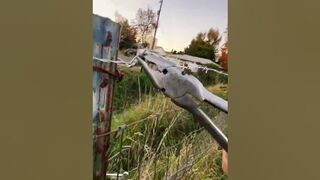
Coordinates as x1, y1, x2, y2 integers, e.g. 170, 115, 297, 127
93, 56, 138, 67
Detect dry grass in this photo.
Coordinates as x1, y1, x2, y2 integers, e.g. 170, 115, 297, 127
109, 83, 228, 179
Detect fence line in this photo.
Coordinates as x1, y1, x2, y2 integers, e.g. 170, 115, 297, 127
93, 55, 228, 76
104, 121, 209, 179
93, 56, 138, 68
93, 109, 178, 140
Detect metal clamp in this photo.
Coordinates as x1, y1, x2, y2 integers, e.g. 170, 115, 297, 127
136, 49, 229, 152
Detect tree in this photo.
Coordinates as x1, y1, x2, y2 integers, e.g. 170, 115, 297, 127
218, 41, 228, 72
171, 49, 177, 54
119, 20, 137, 49
114, 12, 137, 49
132, 8, 156, 47
218, 28, 228, 71
184, 28, 222, 61
207, 28, 222, 47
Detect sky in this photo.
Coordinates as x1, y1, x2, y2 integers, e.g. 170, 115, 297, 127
93, 0, 228, 51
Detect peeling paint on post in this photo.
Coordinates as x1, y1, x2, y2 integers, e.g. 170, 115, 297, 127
92, 14, 120, 180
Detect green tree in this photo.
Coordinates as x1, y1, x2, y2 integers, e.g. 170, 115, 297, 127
184, 28, 221, 61
115, 12, 137, 49
119, 19, 137, 49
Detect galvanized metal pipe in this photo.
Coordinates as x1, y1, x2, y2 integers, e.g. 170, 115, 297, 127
172, 95, 228, 152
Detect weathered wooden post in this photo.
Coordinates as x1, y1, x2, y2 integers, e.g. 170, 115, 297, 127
92, 14, 121, 180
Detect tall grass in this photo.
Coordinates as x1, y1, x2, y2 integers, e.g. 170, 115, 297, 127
107, 67, 228, 179
113, 67, 156, 113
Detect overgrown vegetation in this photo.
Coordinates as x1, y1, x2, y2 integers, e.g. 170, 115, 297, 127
113, 67, 156, 113
184, 28, 222, 61
194, 63, 228, 86
109, 68, 228, 179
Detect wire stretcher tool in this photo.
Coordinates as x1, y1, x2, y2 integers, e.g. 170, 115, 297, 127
136, 49, 229, 152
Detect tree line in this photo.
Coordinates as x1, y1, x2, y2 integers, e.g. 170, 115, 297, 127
115, 8, 157, 49
115, 8, 228, 71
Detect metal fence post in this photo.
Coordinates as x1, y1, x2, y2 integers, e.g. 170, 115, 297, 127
92, 14, 121, 180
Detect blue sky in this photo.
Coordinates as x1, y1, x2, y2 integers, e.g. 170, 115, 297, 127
93, 0, 228, 51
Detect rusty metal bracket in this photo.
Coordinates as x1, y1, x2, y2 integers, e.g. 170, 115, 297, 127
93, 66, 124, 83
